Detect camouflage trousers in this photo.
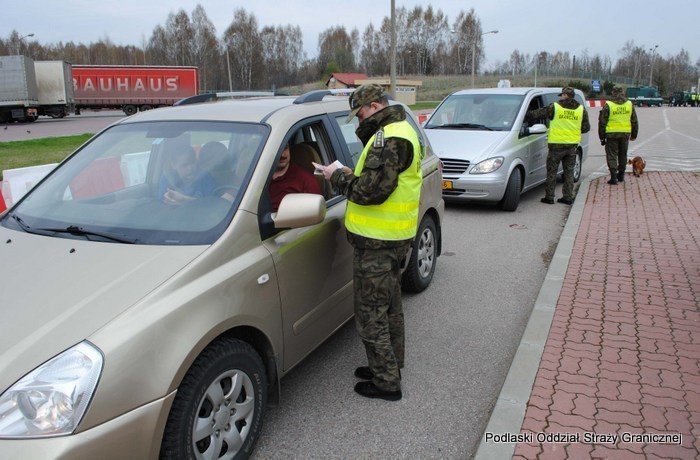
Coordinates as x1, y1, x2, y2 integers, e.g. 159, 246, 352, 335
605, 136, 630, 173
545, 146, 577, 200
352, 242, 410, 392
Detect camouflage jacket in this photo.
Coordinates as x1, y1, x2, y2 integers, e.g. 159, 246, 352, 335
598, 96, 639, 140
526, 98, 591, 150
331, 105, 415, 249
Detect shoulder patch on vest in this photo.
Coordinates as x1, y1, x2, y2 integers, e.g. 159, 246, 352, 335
373, 129, 385, 149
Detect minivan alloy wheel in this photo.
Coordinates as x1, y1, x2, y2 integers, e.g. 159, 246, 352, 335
401, 216, 437, 293
160, 338, 267, 460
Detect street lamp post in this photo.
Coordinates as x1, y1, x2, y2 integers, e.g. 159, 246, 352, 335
226, 33, 236, 92
471, 30, 498, 88
390, 0, 397, 99
226, 47, 233, 92
17, 33, 34, 55
648, 44, 659, 86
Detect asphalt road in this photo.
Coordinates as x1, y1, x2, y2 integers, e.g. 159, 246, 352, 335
251, 106, 700, 459
3, 104, 698, 458
0, 110, 126, 142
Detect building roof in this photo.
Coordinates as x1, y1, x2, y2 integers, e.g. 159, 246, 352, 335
326, 73, 369, 87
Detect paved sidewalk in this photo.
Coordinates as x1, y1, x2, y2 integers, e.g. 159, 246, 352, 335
476, 171, 700, 459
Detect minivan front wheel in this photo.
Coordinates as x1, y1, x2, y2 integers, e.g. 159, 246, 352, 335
498, 170, 522, 212
401, 215, 437, 293
160, 338, 267, 460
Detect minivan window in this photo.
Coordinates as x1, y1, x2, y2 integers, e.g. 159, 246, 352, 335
3, 121, 268, 245
426, 94, 524, 131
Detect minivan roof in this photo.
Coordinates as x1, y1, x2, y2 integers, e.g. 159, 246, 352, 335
449, 87, 585, 98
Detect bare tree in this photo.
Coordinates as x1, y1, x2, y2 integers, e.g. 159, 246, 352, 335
190, 5, 220, 91
450, 9, 481, 75
318, 26, 357, 76
225, 9, 263, 90
164, 10, 195, 66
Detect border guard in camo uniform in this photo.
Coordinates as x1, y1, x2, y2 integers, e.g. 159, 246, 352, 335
526, 86, 591, 205
318, 84, 423, 401
598, 86, 639, 184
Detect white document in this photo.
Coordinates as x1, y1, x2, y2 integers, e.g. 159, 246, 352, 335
312, 160, 343, 175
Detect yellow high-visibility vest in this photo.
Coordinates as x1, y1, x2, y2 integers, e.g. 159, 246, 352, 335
345, 120, 422, 241
605, 101, 633, 133
548, 103, 583, 144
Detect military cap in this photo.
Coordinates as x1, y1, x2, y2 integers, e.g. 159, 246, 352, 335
611, 86, 624, 97
559, 86, 575, 98
347, 84, 387, 122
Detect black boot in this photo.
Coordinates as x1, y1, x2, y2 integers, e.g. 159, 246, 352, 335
617, 170, 625, 182
354, 381, 402, 401
607, 172, 618, 185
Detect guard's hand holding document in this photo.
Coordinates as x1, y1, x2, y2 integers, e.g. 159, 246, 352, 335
312, 160, 344, 180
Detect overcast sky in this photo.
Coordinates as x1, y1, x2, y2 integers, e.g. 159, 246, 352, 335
4, 0, 699, 68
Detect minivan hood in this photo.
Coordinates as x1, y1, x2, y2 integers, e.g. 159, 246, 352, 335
0, 228, 206, 388
425, 129, 509, 163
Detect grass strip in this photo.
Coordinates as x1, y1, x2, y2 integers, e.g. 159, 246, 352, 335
0, 134, 92, 180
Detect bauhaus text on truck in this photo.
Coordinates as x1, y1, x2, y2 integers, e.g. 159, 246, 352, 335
72, 65, 199, 116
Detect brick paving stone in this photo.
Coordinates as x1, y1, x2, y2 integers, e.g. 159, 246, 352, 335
512, 443, 542, 459
511, 173, 700, 459
564, 441, 594, 459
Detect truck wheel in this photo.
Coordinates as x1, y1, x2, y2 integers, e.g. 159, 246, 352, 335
140, 105, 153, 111
123, 105, 137, 116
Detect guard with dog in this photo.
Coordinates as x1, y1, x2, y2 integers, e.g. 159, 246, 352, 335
599, 86, 639, 185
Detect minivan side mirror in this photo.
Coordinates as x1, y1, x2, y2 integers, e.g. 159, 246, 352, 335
272, 193, 326, 229
525, 123, 548, 136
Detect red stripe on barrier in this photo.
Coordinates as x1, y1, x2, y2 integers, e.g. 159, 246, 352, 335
0, 189, 7, 213
587, 100, 606, 107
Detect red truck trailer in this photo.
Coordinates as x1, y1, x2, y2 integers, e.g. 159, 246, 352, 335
72, 65, 199, 116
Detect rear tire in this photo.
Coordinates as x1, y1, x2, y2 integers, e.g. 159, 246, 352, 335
160, 338, 267, 460
572, 151, 582, 182
498, 170, 521, 212
401, 215, 437, 293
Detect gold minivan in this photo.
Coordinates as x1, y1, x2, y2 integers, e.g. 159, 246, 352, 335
0, 91, 444, 458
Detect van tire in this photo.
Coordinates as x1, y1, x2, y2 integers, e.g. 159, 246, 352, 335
160, 338, 267, 460
573, 151, 582, 182
401, 215, 437, 293
498, 170, 521, 212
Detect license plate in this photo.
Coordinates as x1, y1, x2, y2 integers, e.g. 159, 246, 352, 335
442, 180, 453, 190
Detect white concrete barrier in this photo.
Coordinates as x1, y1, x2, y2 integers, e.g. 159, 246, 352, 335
1, 163, 58, 209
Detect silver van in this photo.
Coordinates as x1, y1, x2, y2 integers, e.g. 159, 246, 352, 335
425, 87, 589, 211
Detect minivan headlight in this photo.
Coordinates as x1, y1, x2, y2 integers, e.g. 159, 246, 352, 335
0, 341, 102, 438
470, 157, 504, 174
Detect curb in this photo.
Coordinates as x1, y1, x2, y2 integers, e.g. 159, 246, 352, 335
473, 172, 604, 459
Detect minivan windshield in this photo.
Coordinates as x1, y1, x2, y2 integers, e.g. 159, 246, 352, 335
3, 121, 268, 245
425, 93, 524, 131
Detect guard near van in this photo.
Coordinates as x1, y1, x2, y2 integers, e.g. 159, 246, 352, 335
598, 86, 638, 185
526, 87, 590, 205
317, 84, 422, 401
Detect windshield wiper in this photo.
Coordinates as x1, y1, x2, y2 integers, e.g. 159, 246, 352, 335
10, 213, 35, 233
39, 225, 139, 244
428, 123, 494, 131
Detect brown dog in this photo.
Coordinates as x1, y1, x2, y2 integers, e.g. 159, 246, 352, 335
628, 156, 646, 177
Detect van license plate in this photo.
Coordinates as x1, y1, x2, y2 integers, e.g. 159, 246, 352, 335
442, 180, 453, 190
